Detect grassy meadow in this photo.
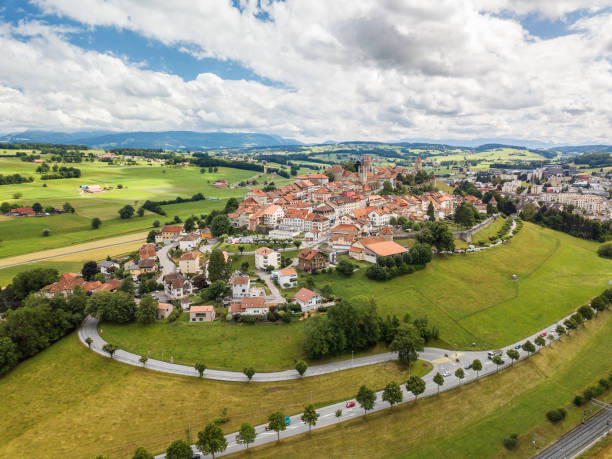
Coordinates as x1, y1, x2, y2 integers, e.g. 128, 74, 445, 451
101, 223, 612, 370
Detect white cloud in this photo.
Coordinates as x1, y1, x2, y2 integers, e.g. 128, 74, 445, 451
0, 0, 610, 143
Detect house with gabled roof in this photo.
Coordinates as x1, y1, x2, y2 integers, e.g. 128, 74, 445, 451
293, 288, 322, 312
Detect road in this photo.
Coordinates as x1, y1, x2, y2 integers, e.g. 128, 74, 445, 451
156, 243, 177, 282
534, 405, 612, 459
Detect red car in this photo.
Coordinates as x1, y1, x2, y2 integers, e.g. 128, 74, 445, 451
540, 332, 547, 337
346, 401, 355, 408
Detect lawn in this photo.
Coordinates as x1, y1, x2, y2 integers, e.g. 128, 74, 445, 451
0, 333, 429, 459
455, 215, 506, 249
233, 311, 612, 459
101, 223, 611, 370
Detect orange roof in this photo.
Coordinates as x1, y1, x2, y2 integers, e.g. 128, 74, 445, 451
364, 240, 408, 257
191, 305, 214, 312
232, 276, 250, 285
180, 251, 199, 261
294, 288, 319, 303
158, 302, 173, 310
161, 225, 183, 233
255, 247, 275, 255
241, 297, 266, 308
279, 267, 297, 276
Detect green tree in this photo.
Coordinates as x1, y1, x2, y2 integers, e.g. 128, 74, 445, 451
165, 439, 192, 459
86, 291, 135, 323
91, 217, 102, 229
534, 336, 546, 349
382, 381, 403, 408
119, 276, 135, 295
132, 446, 154, 459
224, 198, 239, 214
206, 280, 227, 301
409, 243, 433, 265
62, 202, 75, 213
208, 250, 230, 282
597, 242, 612, 259
389, 323, 424, 366
85, 337, 93, 348
492, 355, 504, 372
236, 422, 256, 449
356, 385, 376, 414
196, 422, 227, 458
336, 258, 355, 276
472, 359, 482, 378
454, 202, 477, 228
301, 404, 318, 432
243, 367, 255, 381
32, 202, 43, 213
11, 267, 59, 301
433, 372, 444, 394
506, 349, 519, 365
118, 205, 135, 219
295, 360, 308, 376
139, 355, 148, 367
194, 361, 207, 378
146, 230, 158, 243
427, 202, 435, 221
0, 337, 18, 375
210, 214, 231, 237
555, 324, 566, 339
81, 261, 99, 281
137, 207, 145, 217
522, 340, 536, 356
136, 295, 158, 324
406, 375, 426, 401
267, 411, 286, 441
103, 343, 118, 359
455, 367, 465, 384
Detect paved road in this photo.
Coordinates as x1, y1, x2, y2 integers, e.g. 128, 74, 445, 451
534, 406, 612, 459
256, 268, 285, 304
156, 243, 177, 282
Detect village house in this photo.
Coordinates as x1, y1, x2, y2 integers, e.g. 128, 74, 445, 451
349, 237, 408, 263
138, 258, 157, 274
155, 225, 184, 243
298, 249, 326, 272
254, 247, 280, 269
139, 243, 157, 260
293, 288, 323, 312
157, 302, 174, 320
163, 273, 193, 299
231, 274, 251, 298
228, 297, 269, 317
273, 267, 298, 289
178, 233, 201, 251
99, 260, 119, 276
178, 251, 201, 275
189, 305, 215, 322
9, 207, 35, 216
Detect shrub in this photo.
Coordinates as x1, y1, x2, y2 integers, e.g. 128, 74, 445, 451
166, 308, 182, 323
503, 433, 518, 450
597, 242, 612, 259
546, 408, 567, 423
239, 315, 257, 325
42, 228, 51, 236
573, 395, 585, 406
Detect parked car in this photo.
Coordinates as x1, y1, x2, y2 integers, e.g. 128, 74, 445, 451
346, 401, 355, 408
514, 344, 521, 349
540, 332, 547, 337
285, 416, 291, 425
464, 363, 472, 370
265, 423, 271, 431
442, 370, 451, 377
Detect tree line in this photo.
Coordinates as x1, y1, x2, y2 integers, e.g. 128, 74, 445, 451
366, 243, 433, 281
40, 166, 81, 180
521, 204, 611, 241
192, 152, 264, 172
0, 173, 34, 185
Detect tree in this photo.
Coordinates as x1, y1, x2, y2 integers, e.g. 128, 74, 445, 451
103, 343, 118, 359
294, 239, 302, 250
85, 337, 93, 348
210, 214, 231, 237
455, 367, 465, 384
427, 202, 435, 221
472, 359, 482, 378
91, 217, 102, 229
547, 334, 555, 346
301, 404, 318, 432
139, 355, 148, 367
238, 245, 245, 255
534, 336, 546, 349
522, 340, 536, 356
295, 360, 308, 376
389, 324, 424, 366
243, 367, 255, 381
590, 296, 607, 315
194, 361, 207, 377
118, 205, 135, 219
206, 280, 227, 301
165, 439, 192, 459
236, 422, 256, 449
87, 291, 136, 323
11, 267, 59, 301
241, 261, 249, 272
433, 372, 444, 394
81, 261, 99, 281
597, 242, 612, 259
132, 446, 154, 459
555, 324, 566, 339
119, 276, 135, 295
224, 198, 239, 214
336, 258, 355, 276
196, 422, 227, 458
0, 337, 18, 376
578, 304, 594, 321
492, 355, 504, 372
267, 411, 286, 441
208, 250, 230, 282
32, 202, 43, 213
136, 295, 158, 324
406, 375, 426, 401
572, 312, 584, 327
409, 243, 433, 265
356, 385, 376, 414
506, 349, 519, 366
146, 230, 158, 243
63, 202, 75, 213
382, 381, 403, 408
454, 202, 477, 228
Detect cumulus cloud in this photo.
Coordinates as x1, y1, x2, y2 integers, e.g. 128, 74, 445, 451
0, 0, 610, 143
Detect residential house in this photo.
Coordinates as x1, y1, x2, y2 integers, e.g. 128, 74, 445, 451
139, 243, 157, 260
99, 260, 119, 276
138, 258, 157, 274
274, 267, 298, 289
231, 275, 251, 298
163, 273, 193, 299
254, 247, 280, 269
190, 305, 215, 322
349, 237, 408, 263
9, 207, 35, 216
155, 225, 183, 243
293, 288, 323, 312
228, 297, 269, 316
178, 233, 201, 251
179, 251, 201, 274
298, 249, 326, 272
157, 302, 174, 320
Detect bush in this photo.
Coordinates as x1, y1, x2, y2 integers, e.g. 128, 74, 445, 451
503, 433, 518, 450
546, 408, 567, 423
166, 308, 182, 323
597, 242, 612, 259
239, 315, 257, 324
42, 228, 51, 236
573, 395, 585, 406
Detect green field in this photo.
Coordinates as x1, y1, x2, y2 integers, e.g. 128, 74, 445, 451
0, 333, 430, 458
101, 223, 612, 370
239, 310, 612, 459
0, 154, 272, 259
455, 215, 506, 249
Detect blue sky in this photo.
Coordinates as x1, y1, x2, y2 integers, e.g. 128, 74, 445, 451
0, 0, 610, 143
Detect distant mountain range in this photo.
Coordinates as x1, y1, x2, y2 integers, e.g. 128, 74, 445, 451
0, 130, 302, 149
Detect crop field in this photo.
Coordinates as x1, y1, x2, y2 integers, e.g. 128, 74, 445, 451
0, 154, 270, 259
101, 223, 611, 370
0, 333, 430, 458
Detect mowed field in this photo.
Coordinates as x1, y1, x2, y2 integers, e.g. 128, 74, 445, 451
0, 154, 278, 259
101, 223, 612, 371
0, 333, 430, 459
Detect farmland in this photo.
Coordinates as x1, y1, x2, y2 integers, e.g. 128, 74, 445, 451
101, 223, 612, 370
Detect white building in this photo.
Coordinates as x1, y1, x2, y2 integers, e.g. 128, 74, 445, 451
231, 275, 251, 298
178, 233, 201, 251
293, 287, 323, 312
273, 267, 298, 289
255, 247, 281, 269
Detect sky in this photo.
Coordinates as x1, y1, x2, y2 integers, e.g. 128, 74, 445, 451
0, 0, 611, 144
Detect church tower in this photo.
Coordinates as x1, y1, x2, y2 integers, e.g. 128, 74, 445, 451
415, 156, 422, 173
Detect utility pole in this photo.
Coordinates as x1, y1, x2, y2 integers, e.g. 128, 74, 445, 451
352, 350, 354, 368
